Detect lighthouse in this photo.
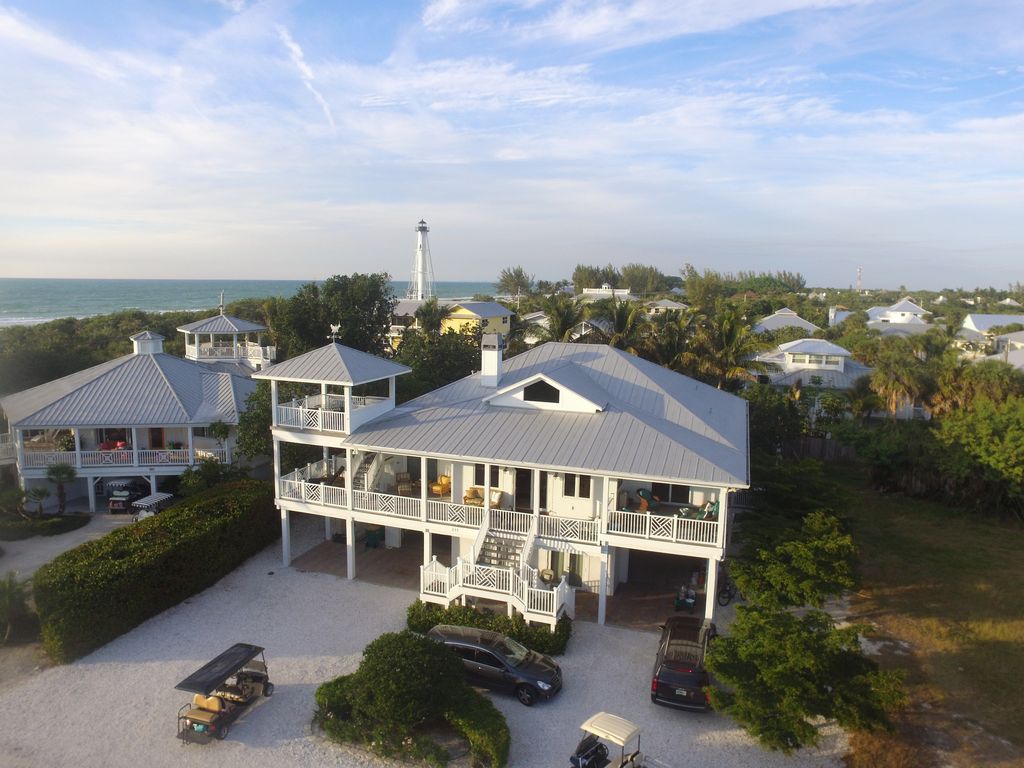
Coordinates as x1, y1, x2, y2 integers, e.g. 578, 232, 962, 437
406, 219, 435, 301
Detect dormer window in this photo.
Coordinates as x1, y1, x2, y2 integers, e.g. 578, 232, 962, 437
524, 380, 560, 403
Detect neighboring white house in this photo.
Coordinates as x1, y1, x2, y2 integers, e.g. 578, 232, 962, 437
753, 338, 872, 390
985, 347, 1024, 371
645, 299, 688, 316
0, 332, 255, 512
962, 313, 1024, 334
752, 307, 820, 335
866, 297, 930, 325
998, 297, 1023, 308
258, 336, 749, 629
178, 310, 276, 373
577, 284, 635, 302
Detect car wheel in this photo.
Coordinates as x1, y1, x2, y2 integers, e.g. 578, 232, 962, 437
515, 684, 537, 706
263, 682, 275, 697
216, 724, 229, 740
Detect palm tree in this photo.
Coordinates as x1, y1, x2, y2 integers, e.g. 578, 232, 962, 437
676, 308, 768, 391
45, 463, 77, 515
25, 487, 49, 517
870, 339, 927, 419
845, 375, 882, 424
534, 294, 585, 343
591, 299, 648, 351
495, 266, 534, 300
414, 298, 452, 338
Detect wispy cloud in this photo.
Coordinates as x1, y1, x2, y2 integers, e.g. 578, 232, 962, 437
277, 25, 336, 132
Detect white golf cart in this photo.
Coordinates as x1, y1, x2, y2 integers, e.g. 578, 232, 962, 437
570, 712, 646, 768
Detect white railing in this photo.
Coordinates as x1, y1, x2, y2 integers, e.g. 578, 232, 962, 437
426, 500, 483, 528
419, 557, 572, 627
187, 342, 275, 361
277, 397, 347, 433
23, 450, 78, 468
489, 508, 532, 534
537, 515, 600, 544
0, 433, 14, 461
79, 450, 134, 467
607, 510, 719, 546
194, 448, 228, 463
137, 449, 191, 465
278, 473, 349, 508
521, 515, 538, 572
352, 489, 421, 519
471, 511, 490, 564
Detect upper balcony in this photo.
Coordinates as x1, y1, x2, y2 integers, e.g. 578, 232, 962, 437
275, 393, 392, 435
178, 311, 275, 371
185, 341, 276, 366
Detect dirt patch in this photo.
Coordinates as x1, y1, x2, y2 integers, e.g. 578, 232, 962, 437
0, 642, 53, 692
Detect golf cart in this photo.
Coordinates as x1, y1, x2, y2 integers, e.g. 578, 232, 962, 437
570, 712, 646, 768
176, 643, 274, 743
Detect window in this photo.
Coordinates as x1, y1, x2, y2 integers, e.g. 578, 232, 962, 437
476, 650, 503, 669
474, 464, 500, 486
192, 427, 208, 438
524, 380, 560, 403
790, 353, 808, 364
824, 355, 842, 366
564, 473, 591, 498
501, 316, 508, 324
651, 483, 690, 504
475, 463, 485, 486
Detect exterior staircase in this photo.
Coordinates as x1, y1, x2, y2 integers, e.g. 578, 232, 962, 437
352, 452, 377, 491
476, 531, 524, 569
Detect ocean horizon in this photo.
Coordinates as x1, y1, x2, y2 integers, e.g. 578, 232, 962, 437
0, 277, 500, 328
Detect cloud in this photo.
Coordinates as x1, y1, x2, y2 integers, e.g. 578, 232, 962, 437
277, 25, 336, 132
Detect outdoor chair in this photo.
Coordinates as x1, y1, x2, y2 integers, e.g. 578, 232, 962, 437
430, 475, 451, 496
463, 486, 484, 506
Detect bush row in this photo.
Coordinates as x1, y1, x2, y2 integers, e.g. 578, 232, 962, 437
0, 513, 91, 541
406, 600, 573, 656
33, 480, 277, 662
446, 688, 510, 767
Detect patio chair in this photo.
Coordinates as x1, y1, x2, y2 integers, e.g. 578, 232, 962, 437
463, 487, 484, 506
430, 475, 451, 496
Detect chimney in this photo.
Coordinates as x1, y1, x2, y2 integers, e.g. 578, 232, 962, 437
130, 331, 165, 355
481, 333, 504, 388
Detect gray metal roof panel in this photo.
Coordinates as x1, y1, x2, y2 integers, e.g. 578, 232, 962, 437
777, 339, 851, 356
253, 343, 411, 385
754, 309, 820, 333
177, 314, 267, 334
343, 343, 748, 486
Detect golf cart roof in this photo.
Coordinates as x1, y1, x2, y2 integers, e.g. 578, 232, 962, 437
174, 643, 264, 695
580, 712, 640, 746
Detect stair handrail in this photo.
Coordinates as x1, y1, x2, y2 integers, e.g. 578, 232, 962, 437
364, 452, 384, 492
520, 513, 538, 576
471, 510, 490, 565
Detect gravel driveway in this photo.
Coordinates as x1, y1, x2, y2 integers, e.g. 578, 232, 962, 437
0, 517, 845, 768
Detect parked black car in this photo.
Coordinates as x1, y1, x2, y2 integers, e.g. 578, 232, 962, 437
427, 624, 562, 706
107, 480, 149, 513
650, 616, 716, 711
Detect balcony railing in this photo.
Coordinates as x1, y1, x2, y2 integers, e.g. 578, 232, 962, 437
20, 447, 226, 470
607, 509, 718, 546
186, 343, 275, 361
537, 515, 600, 545
276, 394, 347, 433
1, 433, 18, 462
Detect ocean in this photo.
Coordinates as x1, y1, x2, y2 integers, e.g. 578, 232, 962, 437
0, 278, 499, 328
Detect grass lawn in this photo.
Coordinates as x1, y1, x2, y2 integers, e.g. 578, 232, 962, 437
836, 463, 1024, 762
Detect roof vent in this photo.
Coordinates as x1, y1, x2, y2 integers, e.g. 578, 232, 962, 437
130, 331, 165, 355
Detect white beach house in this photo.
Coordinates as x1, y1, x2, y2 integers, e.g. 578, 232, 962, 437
258, 336, 749, 629
0, 331, 255, 511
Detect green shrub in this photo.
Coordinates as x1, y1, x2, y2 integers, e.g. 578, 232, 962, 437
0, 513, 90, 541
447, 688, 510, 767
33, 480, 276, 662
407, 600, 573, 655
1, 571, 37, 644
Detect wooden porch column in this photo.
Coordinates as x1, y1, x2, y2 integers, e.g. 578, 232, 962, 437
270, 381, 279, 427
483, 463, 491, 514
187, 427, 194, 463
345, 448, 354, 511
86, 476, 96, 514
423, 530, 432, 564
532, 467, 540, 514
73, 429, 83, 470
131, 428, 139, 466
704, 557, 719, 621
346, 516, 356, 579
281, 508, 291, 566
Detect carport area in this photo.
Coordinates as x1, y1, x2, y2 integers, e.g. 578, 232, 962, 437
291, 525, 453, 590
575, 550, 712, 631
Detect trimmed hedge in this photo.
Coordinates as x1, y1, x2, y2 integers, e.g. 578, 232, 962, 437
0, 514, 91, 541
33, 480, 276, 662
447, 688, 510, 768
407, 600, 573, 656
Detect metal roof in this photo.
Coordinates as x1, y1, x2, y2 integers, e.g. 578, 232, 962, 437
985, 349, 1024, 370
646, 299, 688, 309
0, 352, 255, 428
177, 314, 267, 334
253, 343, 410, 386
886, 297, 928, 314
753, 308, 820, 333
343, 343, 749, 488
777, 339, 851, 356
130, 330, 165, 340
964, 314, 1024, 332
449, 301, 512, 318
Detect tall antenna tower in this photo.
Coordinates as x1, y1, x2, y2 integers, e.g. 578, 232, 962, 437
856, 266, 863, 292
406, 219, 436, 301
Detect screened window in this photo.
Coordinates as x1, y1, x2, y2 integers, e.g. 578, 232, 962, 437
524, 380, 560, 403
564, 473, 591, 499
476, 463, 499, 486
651, 483, 690, 504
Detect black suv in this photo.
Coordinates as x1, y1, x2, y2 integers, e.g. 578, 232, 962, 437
427, 624, 562, 706
650, 616, 716, 711
107, 480, 149, 513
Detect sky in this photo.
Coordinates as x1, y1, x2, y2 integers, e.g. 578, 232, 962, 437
1, 1, 1023, 290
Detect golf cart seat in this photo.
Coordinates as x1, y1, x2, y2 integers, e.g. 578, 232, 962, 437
184, 694, 229, 725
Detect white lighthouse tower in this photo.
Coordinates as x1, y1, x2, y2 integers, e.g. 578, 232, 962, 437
406, 219, 435, 301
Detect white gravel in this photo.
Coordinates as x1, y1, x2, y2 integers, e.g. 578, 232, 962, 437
0, 514, 846, 768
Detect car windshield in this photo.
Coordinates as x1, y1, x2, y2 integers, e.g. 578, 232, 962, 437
494, 636, 530, 666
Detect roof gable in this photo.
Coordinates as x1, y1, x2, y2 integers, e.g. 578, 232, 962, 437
254, 343, 410, 385
483, 365, 608, 413
177, 314, 267, 334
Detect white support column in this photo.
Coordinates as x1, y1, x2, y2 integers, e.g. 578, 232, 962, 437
532, 467, 540, 513
343, 386, 353, 434
717, 489, 729, 549
73, 429, 82, 470
14, 431, 25, 484
420, 455, 428, 521
86, 476, 96, 514
704, 557, 719, 620
483, 463, 491, 513
281, 508, 291, 566
345, 448, 354, 511
272, 438, 281, 498
598, 544, 609, 625
149, 474, 157, 493
346, 517, 356, 579
388, 376, 396, 408
385, 527, 402, 548
187, 427, 194, 463
132, 428, 140, 466
324, 516, 332, 540
270, 381, 279, 427
423, 530, 432, 564
603, 477, 615, 535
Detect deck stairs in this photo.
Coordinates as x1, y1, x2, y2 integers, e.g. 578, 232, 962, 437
476, 531, 525, 570
352, 452, 377, 491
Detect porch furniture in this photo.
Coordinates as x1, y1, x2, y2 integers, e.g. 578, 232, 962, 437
464, 486, 484, 506
489, 488, 505, 508
636, 487, 659, 512
397, 481, 413, 496
429, 475, 451, 496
